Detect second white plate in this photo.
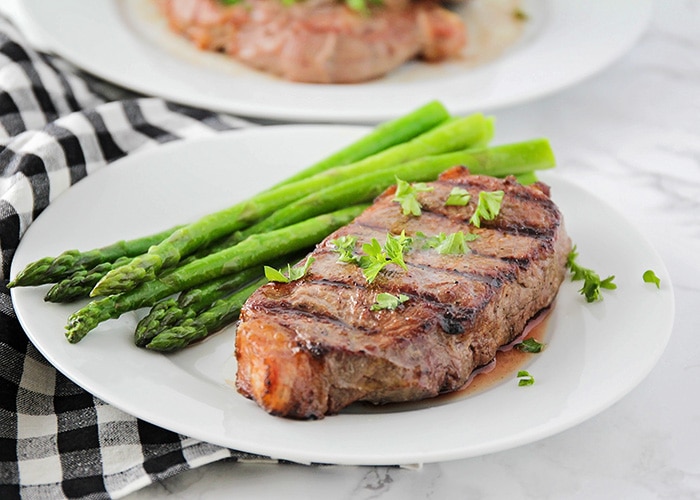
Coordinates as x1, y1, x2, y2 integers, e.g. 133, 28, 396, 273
20, 0, 651, 123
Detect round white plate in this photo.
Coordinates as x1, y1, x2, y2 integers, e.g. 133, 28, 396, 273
20, 0, 651, 123
11, 126, 674, 465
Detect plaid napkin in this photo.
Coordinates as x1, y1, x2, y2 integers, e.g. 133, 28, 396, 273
0, 16, 283, 499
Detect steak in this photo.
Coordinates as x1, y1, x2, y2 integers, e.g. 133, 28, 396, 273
157, 0, 466, 83
235, 167, 572, 419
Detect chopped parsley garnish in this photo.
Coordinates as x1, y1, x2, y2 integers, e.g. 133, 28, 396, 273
371, 292, 409, 311
566, 246, 616, 302
516, 338, 546, 353
264, 257, 315, 283
643, 269, 661, 288
420, 231, 478, 255
445, 187, 471, 207
331, 235, 360, 264
393, 178, 434, 217
360, 231, 411, 283
470, 190, 504, 227
517, 370, 535, 386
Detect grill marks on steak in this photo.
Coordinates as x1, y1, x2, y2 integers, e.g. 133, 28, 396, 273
235, 167, 571, 419
157, 0, 467, 83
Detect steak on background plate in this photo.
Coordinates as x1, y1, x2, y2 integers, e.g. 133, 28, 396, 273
235, 167, 572, 419
157, 0, 466, 83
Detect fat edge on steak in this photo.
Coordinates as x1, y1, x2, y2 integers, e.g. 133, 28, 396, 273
235, 167, 572, 419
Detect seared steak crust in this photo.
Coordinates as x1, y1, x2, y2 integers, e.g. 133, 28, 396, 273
235, 167, 571, 419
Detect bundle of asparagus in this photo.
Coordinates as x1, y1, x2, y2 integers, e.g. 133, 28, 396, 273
9, 100, 556, 351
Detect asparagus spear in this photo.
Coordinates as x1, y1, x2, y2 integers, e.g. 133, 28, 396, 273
92, 113, 494, 296
145, 278, 265, 352
44, 256, 132, 303
8, 226, 181, 288
271, 100, 450, 187
43, 230, 246, 303
65, 205, 367, 343
134, 299, 190, 346
134, 264, 265, 347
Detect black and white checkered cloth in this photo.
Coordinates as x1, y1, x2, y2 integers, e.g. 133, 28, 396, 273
0, 16, 280, 499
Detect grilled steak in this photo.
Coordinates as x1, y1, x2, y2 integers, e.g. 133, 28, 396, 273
157, 0, 466, 83
235, 167, 571, 419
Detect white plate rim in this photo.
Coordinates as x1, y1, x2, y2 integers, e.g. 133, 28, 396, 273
19, 0, 652, 123
11, 125, 674, 465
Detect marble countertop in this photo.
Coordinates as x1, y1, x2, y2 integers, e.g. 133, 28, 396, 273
127, 2, 699, 498
5, 0, 699, 498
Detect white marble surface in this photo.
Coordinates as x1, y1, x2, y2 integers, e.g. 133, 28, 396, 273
6, 0, 699, 498
123, 2, 700, 498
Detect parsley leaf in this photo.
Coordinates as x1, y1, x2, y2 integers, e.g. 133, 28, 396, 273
384, 231, 411, 269
331, 235, 360, 264
469, 190, 504, 227
643, 269, 661, 288
264, 257, 315, 283
516, 338, 546, 353
517, 370, 535, 386
566, 246, 616, 302
445, 187, 471, 206
371, 292, 409, 311
393, 178, 433, 217
359, 232, 411, 283
359, 239, 387, 283
428, 231, 478, 255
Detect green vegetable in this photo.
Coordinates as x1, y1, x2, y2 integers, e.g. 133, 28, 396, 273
271, 100, 449, 187
371, 293, 409, 311
134, 264, 266, 347
643, 269, 661, 288
264, 256, 315, 283
65, 206, 367, 343
44, 256, 132, 303
516, 338, 546, 353
566, 245, 616, 302
513, 172, 539, 185
393, 178, 434, 216
92, 113, 494, 296
517, 370, 535, 386
445, 187, 471, 206
8, 225, 181, 288
470, 190, 504, 227
145, 278, 265, 352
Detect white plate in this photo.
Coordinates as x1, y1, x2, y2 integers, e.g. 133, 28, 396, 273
11, 126, 674, 465
19, 0, 651, 123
